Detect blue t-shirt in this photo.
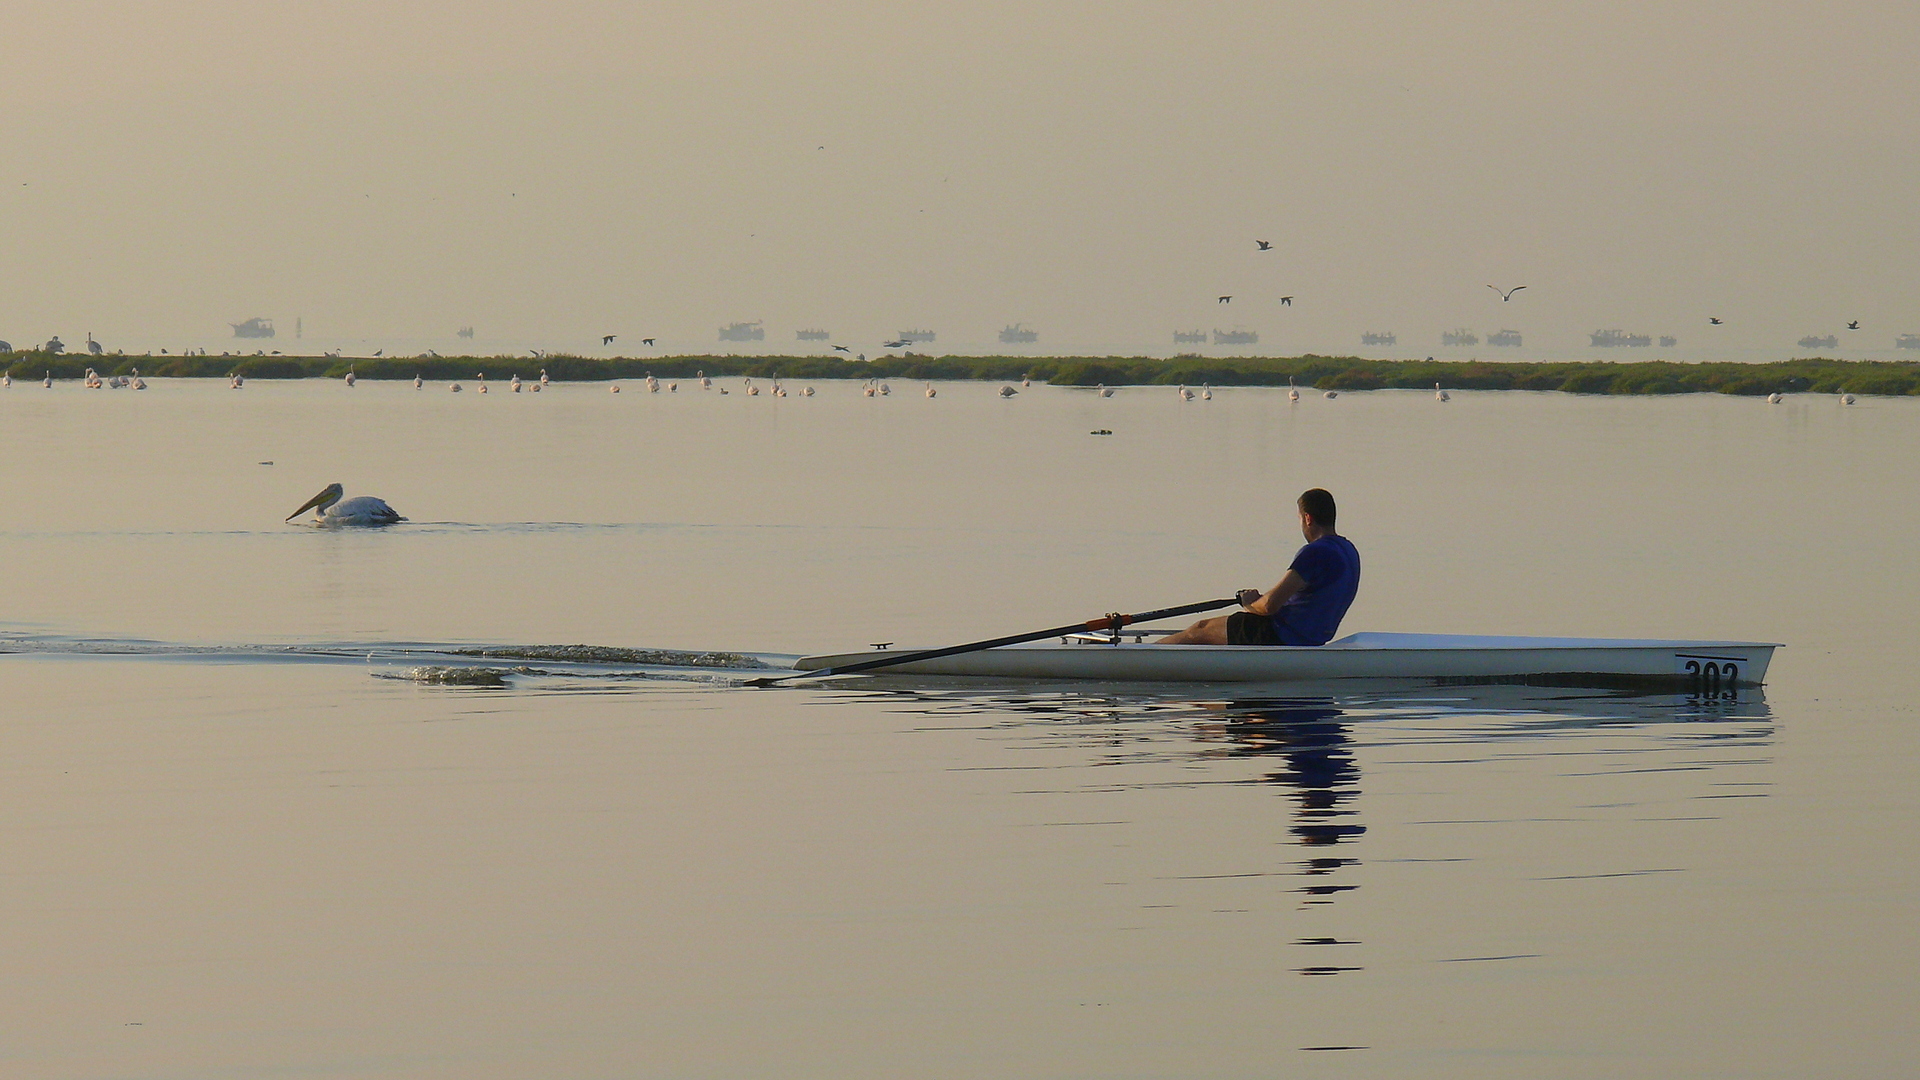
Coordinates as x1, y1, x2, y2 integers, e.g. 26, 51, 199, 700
1271, 534, 1361, 646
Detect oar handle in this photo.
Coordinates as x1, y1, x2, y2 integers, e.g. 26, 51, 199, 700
748, 597, 1240, 686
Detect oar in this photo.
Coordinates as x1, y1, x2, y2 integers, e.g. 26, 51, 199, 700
745, 597, 1241, 687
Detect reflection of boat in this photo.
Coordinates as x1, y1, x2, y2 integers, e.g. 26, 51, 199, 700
456, 326, 475, 339
1797, 334, 1838, 349
718, 321, 765, 342
897, 329, 936, 343
998, 323, 1038, 344
1659, 335, 1677, 347
1591, 329, 1652, 347
1360, 331, 1396, 346
1173, 329, 1207, 344
1212, 328, 1258, 345
1897, 334, 1920, 350
231, 317, 275, 339
1487, 329, 1522, 347
1442, 329, 1478, 346
794, 632, 1776, 686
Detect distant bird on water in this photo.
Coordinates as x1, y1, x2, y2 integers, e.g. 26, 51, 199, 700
1255, 240, 1272, 250
511, 373, 522, 392
603, 335, 616, 346
1435, 382, 1449, 402
1841, 392, 1857, 405
999, 385, 1018, 397
287, 483, 404, 527
344, 366, 356, 387
1179, 385, 1194, 401
1488, 285, 1526, 302
43, 370, 52, 388
925, 382, 936, 398
1288, 376, 1300, 403
1848, 320, 1861, 330
414, 374, 423, 389
540, 369, 549, 386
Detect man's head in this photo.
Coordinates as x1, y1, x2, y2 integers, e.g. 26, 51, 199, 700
1297, 488, 1336, 536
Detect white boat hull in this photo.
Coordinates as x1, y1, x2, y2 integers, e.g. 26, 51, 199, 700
796, 632, 1777, 687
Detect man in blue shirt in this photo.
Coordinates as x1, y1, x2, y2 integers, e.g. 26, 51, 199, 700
1156, 488, 1361, 646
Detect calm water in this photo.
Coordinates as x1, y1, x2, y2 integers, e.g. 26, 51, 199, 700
2, 378, 1916, 1078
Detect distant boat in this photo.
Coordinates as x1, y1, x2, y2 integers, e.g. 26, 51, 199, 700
1659, 335, 1678, 347
796, 328, 830, 341
231, 317, 275, 339
719, 321, 765, 342
998, 323, 1038, 344
457, 326, 475, 339
1442, 329, 1479, 347
1173, 329, 1207, 345
897, 329, 936, 343
1591, 329, 1652, 347
1212, 329, 1258, 345
1487, 329, 1522, 347
1797, 334, 1838, 349
1360, 331, 1396, 346
1898, 334, 1920, 350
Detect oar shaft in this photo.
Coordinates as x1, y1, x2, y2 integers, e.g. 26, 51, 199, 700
754, 597, 1239, 685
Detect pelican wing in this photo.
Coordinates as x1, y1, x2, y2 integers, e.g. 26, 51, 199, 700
325, 496, 404, 526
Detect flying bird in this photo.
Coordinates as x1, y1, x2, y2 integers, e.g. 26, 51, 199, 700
1218, 296, 1232, 304
1279, 296, 1293, 306
1709, 318, 1723, 325
1847, 320, 1860, 330
641, 337, 655, 346
1255, 240, 1272, 251
286, 483, 404, 527
1488, 285, 1527, 302
832, 344, 851, 352
373, 349, 384, 356
603, 335, 616, 345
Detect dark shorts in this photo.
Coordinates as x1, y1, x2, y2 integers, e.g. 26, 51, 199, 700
1226, 611, 1282, 646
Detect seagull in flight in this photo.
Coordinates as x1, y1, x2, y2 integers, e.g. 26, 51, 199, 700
1218, 296, 1232, 304
1255, 240, 1272, 251
1488, 284, 1527, 302
641, 337, 655, 346
1279, 296, 1293, 306
1847, 320, 1860, 330
883, 340, 909, 348
832, 344, 851, 352
602, 335, 616, 345
1709, 317, 1723, 325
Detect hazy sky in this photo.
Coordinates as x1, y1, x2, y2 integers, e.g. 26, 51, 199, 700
6, 1, 1918, 355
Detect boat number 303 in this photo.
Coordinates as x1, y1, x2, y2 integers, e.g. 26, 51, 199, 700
1678, 655, 1741, 686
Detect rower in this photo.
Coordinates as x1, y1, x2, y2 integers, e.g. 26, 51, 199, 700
1156, 488, 1359, 646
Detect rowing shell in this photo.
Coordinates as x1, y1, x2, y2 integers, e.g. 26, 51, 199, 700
793, 632, 1778, 686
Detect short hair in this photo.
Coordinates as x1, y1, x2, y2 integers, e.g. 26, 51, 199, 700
1298, 488, 1336, 527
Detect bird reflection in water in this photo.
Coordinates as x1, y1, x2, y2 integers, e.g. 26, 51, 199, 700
1202, 698, 1365, 903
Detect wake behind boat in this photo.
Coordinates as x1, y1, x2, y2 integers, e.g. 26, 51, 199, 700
793, 632, 1777, 687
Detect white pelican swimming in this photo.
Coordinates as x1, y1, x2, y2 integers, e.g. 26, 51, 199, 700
43, 370, 52, 388
609, 383, 621, 393
1179, 385, 1194, 401
1435, 382, 1449, 402
511, 373, 522, 392
344, 365, 356, 387
1841, 392, 1856, 405
925, 382, 936, 398
668, 381, 678, 392
131, 368, 146, 390
999, 385, 1018, 397
879, 382, 891, 396
1098, 384, 1113, 397
2, 372, 10, 387
450, 382, 463, 392
1324, 390, 1338, 399
230, 372, 245, 389
1201, 383, 1212, 400
699, 371, 711, 389
1767, 392, 1782, 404
414, 374, 423, 389
1288, 376, 1300, 403
646, 373, 659, 393
540, 369, 549, 386
801, 386, 814, 396
287, 483, 405, 527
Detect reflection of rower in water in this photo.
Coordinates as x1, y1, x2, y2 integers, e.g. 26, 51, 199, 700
1157, 488, 1360, 646
1214, 700, 1366, 855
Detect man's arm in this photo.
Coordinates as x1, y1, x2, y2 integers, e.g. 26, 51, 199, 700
1237, 570, 1308, 616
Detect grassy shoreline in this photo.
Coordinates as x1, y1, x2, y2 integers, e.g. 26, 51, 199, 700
4, 352, 1916, 396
